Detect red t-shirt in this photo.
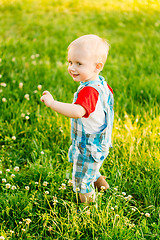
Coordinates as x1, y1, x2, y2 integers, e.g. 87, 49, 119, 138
74, 84, 113, 118
74, 86, 99, 118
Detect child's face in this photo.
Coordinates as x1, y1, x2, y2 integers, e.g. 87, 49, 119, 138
68, 46, 98, 83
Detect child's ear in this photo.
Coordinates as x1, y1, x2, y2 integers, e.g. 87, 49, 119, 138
95, 62, 104, 72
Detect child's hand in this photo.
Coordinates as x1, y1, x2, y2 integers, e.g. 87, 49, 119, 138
40, 91, 54, 108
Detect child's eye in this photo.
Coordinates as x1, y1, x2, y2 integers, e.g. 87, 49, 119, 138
77, 62, 82, 66
69, 61, 72, 65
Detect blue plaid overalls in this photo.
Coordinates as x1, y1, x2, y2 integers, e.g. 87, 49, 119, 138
68, 76, 114, 193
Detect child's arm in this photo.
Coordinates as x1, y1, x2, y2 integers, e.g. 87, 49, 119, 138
40, 91, 86, 118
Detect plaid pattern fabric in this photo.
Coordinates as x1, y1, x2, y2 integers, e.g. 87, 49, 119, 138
68, 76, 114, 193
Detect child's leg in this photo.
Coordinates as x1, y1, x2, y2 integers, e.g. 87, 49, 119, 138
79, 190, 95, 203
94, 176, 109, 192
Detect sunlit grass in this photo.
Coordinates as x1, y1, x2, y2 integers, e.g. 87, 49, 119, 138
0, 0, 160, 239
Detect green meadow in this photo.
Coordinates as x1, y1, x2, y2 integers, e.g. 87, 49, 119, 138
0, 0, 159, 239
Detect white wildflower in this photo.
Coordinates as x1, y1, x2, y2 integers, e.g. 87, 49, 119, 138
53, 196, 58, 204
24, 94, 30, 100
6, 183, 11, 189
0, 171, 2, 174
14, 166, 19, 172
122, 192, 126, 196
6, 169, 10, 172
12, 136, 16, 140
59, 183, 66, 190
25, 218, 31, 225
41, 151, 44, 154
31, 55, 35, 59
11, 174, 15, 178
68, 179, 73, 186
25, 186, 30, 190
0, 82, 6, 87
11, 185, 17, 190
21, 113, 25, 118
25, 116, 29, 120
100, 186, 106, 192
145, 213, 150, 217
22, 228, 25, 232
19, 82, 23, 89
75, 187, 80, 192
37, 85, 42, 90
0, 236, 5, 240
12, 57, 16, 62
111, 207, 114, 211
2, 178, 6, 183
43, 181, 48, 187
44, 191, 49, 195
35, 182, 39, 185
2, 98, 7, 102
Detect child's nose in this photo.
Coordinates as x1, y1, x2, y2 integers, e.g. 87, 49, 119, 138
69, 64, 75, 71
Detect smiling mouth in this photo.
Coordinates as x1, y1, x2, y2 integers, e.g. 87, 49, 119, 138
72, 74, 79, 78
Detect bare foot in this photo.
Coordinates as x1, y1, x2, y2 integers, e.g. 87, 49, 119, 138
94, 176, 109, 192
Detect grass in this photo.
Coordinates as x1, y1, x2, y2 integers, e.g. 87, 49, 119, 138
0, 0, 160, 239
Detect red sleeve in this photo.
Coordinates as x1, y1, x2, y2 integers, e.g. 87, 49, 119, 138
74, 86, 99, 118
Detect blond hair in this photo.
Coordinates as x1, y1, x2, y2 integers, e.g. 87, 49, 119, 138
68, 34, 109, 65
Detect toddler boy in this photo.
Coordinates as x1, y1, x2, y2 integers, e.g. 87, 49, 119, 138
40, 34, 114, 203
